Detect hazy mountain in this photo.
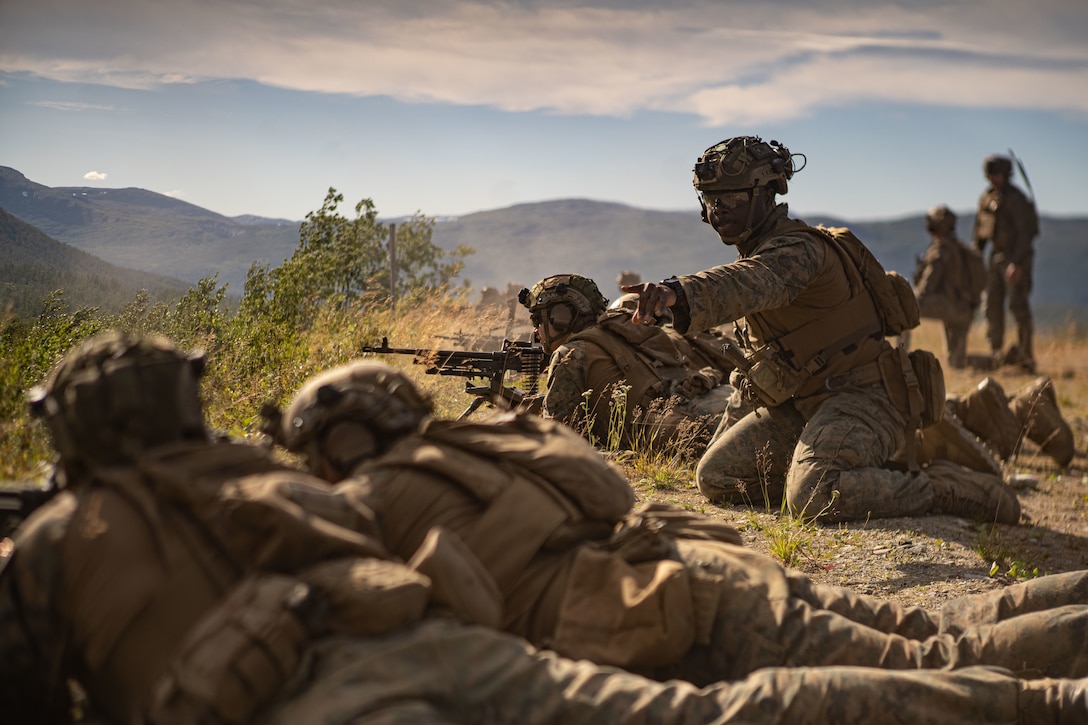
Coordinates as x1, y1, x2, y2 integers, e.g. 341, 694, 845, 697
0, 166, 301, 291
2, 166, 1085, 326
432, 200, 1088, 312
0, 208, 191, 317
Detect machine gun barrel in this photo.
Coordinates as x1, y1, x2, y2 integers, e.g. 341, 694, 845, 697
359, 337, 547, 419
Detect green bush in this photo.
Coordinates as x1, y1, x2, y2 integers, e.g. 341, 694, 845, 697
0, 191, 471, 476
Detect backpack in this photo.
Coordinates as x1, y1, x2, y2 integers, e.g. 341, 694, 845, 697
816, 226, 920, 336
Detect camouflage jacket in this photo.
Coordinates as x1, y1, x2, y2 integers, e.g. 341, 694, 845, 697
668, 205, 889, 399
972, 183, 1038, 265
0, 440, 403, 724
914, 234, 977, 312
543, 311, 727, 446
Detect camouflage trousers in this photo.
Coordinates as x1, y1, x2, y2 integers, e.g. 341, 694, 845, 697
646, 540, 1088, 685
262, 619, 1078, 724
985, 251, 1034, 358
697, 381, 935, 522
940, 317, 972, 369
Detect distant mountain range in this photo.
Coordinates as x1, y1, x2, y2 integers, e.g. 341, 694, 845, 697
0, 207, 190, 317
3, 165, 1086, 325
0, 166, 301, 293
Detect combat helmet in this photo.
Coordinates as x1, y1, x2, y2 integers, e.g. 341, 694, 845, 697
28, 331, 208, 474
518, 274, 608, 336
616, 270, 641, 290
983, 154, 1013, 177
693, 136, 797, 195
926, 204, 957, 234
265, 361, 432, 469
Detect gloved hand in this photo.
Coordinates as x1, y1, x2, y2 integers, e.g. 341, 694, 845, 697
679, 366, 723, 398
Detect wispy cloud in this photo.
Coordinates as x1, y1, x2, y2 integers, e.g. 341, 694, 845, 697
82, 171, 107, 181
2, 1, 1086, 123
29, 100, 115, 112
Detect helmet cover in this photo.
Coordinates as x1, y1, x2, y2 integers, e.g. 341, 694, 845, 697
983, 154, 1013, 176
518, 274, 608, 333
925, 204, 957, 233
27, 331, 207, 467
276, 361, 432, 454
693, 136, 795, 195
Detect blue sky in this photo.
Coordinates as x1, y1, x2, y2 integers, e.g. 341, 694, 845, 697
2, 0, 1086, 223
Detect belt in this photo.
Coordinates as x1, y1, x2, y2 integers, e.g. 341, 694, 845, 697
825, 359, 883, 390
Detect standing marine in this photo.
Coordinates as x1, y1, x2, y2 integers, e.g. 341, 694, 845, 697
973, 153, 1040, 371
913, 204, 985, 369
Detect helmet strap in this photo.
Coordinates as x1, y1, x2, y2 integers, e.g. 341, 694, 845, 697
537, 324, 572, 355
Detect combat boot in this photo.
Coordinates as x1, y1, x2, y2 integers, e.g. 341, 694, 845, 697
1002, 343, 1036, 373
925, 460, 1020, 524
915, 403, 1003, 475
1009, 376, 1075, 468
1019, 676, 1088, 724
950, 377, 1023, 461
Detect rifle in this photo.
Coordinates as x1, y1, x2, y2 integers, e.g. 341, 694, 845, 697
359, 337, 547, 419
1, 476, 58, 538
1008, 148, 1035, 203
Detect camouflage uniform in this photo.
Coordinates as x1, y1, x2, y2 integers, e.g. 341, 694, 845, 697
973, 155, 1039, 362
2, 465, 818, 725
0, 332, 763, 724
10, 337, 1084, 724
673, 206, 937, 521
647, 137, 1019, 526
15, 487, 937, 725
269, 362, 1088, 698
543, 310, 733, 449
520, 276, 733, 450
914, 206, 981, 369
7, 487, 1087, 724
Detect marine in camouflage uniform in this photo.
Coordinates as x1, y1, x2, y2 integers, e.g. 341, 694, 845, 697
2, 331, 907, 725
973, 154, 1040, 369
267, 360, 1088, 700
517, 273, 734, 450
914, 205, 983, 369
623, 135, 1022, 525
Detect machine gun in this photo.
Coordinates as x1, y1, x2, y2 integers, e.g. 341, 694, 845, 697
1, 477, 58, 538
359, 337, 547, 419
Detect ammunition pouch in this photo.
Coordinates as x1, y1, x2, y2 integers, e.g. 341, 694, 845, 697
551, 545, 695, 669
148, 575, 313, 725
744, 342, 807, 406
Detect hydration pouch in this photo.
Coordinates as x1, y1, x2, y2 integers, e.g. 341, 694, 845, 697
908, 348, 946, 428
878, 347, 947, 430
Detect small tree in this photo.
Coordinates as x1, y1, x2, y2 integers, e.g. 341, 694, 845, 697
240, 188, 473, 329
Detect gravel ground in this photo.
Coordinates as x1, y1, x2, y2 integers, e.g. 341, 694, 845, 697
630, 418, 1088, 610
